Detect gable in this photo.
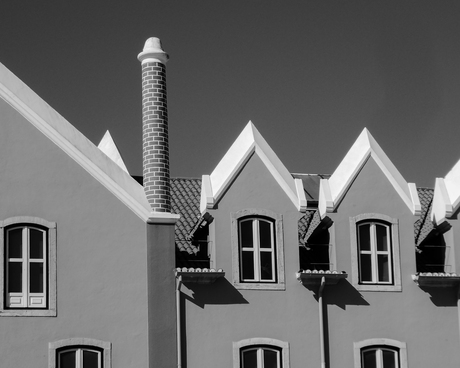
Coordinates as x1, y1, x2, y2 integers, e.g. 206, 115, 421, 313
200, 122, 306, 213
319, 128, 420, 218
0, 61, 151, 221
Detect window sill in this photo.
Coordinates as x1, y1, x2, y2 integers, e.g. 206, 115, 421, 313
412, 272, 460, 288
233, 282, 285, 290
175, 268, 225, 284
0, 308, 56, 317
296, 270, 347, 286
353, 283, 401, 292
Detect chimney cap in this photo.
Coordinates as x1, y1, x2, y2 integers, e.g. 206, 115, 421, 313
138, 37, 169, 64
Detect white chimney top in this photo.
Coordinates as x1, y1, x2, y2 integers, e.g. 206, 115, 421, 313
137, 37, 169, 64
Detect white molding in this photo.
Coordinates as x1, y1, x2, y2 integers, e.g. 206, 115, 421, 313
353, 338, 407, 368
319, 128, 419, 217
201, 122, 305, 213
0, 62, 151, 222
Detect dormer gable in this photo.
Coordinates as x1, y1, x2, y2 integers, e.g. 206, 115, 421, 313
431, 157, 460, 226
200, 122, 307, 214
319, 128, 421, 218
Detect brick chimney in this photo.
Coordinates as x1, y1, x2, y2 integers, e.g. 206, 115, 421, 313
138, 37, 171, 213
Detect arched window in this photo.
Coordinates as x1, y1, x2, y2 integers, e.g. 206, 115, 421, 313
49, 338, 111, 368
354, 339, 407, 368
233, 338, 289, 368
231, 209, 285, 290
0, 216, 57, 316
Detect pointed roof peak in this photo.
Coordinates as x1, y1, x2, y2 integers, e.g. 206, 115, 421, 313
98, 130, 129, 173
319, 128, 420, 217
200, 122, 307, 213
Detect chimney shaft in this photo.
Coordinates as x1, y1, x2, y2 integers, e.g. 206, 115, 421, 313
138, 37, 171, 213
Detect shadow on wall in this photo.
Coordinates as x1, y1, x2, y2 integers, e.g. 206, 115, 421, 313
419, 285, 458, 307
182, 277, 249, 308
303, 280, 370, 309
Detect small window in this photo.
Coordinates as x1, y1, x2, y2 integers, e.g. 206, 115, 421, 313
354, 339, 407, 368
241, 345, 281, 368
0, 216, 57, 316
350, 214, 401, 292
357, 222, 392, 285
58, 346, 102, 368
233, 338, 289, 368
239, 217, 276, 283
49, 338, 111, 368
231, 209, 285, 290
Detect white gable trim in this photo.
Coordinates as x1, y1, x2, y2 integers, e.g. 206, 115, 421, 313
98, 130, 129, 173
319, 128, 420, 218
200, 122, 306, 214
0, 62, 151, 222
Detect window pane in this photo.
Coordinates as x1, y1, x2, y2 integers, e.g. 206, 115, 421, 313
358, 224, 371, 251
30, 263, 44, 293
382, 350, 397, 368
8, 262, 22, 292
362, 350, 377, 368
83, 350, 100, 368
260, 252, 274, 281
7, 228, 23, 258
263, 349, 279, 368
376, 225, 389, 251
29, 229, 44, 259
359, 254, 372, 282
242, 349, 258, 368
59, 350, 76, 368
240, 221, 253, 248
378, 255, 390, 282
241, 251, 254, 280
259, 221, 272, 248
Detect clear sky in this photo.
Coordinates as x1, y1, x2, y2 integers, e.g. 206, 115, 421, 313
2, 1, 460, 187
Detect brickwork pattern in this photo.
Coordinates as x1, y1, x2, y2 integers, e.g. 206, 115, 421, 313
142, 61, 171, 212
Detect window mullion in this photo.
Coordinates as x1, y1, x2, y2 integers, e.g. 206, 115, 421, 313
370, 224, 377, 283
254, 220, 260, 282
376, 348, 382, 368
23, 228, 29, 306
258, 348, 263, 368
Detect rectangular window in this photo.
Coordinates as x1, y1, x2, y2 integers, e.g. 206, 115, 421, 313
6, 226, 47, 308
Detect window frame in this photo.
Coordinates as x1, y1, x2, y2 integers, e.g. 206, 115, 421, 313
231, 209, 285, 290
350, 214, 401, 292
353, 338, 407, 368
233, 338, 289, 368
0, 216, 57, 316
49, 338, 111, 368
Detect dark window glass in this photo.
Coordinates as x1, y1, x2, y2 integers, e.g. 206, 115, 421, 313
29, 229, 44, 259
59, 350, 76, 368
376, 225, 388, 251
8, 228, 22, 258
360, 254, 372, 282
362, 350, 377, 368
358, 224, 371, 251
260, 252, 273, 281
241, 349, 257, 368
382, 350, 396, 368
259, 221, 272, 248
8, 262, 22, 292
263, 349, 279, 368
241, 251, 254, 280
240, 221, 253, 248
29, 263, 44, 293
378, 255, 389, 282
83, 350, 100, 368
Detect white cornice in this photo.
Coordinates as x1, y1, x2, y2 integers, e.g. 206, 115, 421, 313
0, 61, 152, 222
319, 128, 420, 218
200, 122, 306, 214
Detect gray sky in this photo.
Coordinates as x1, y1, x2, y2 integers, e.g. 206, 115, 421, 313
2, 1, 460, 187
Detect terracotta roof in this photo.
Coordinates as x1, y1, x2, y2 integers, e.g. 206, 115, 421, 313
415, 187, 434, 246
170, 178, 202, 254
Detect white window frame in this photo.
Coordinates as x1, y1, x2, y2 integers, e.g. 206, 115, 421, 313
350, 214, 401, 292
233, 338, 289, 368
354, 338, 407, 368
57, 346, 102, 368
49, 338, 111, 368
0, 216, 57, 316
231, 209, 285, 290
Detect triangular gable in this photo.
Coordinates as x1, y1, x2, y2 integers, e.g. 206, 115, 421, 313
431, 158, 460, 226
98, 130, 129, 173
319, 128, 421, 217
0, 61, 152, 221
200, 122, 307, 213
